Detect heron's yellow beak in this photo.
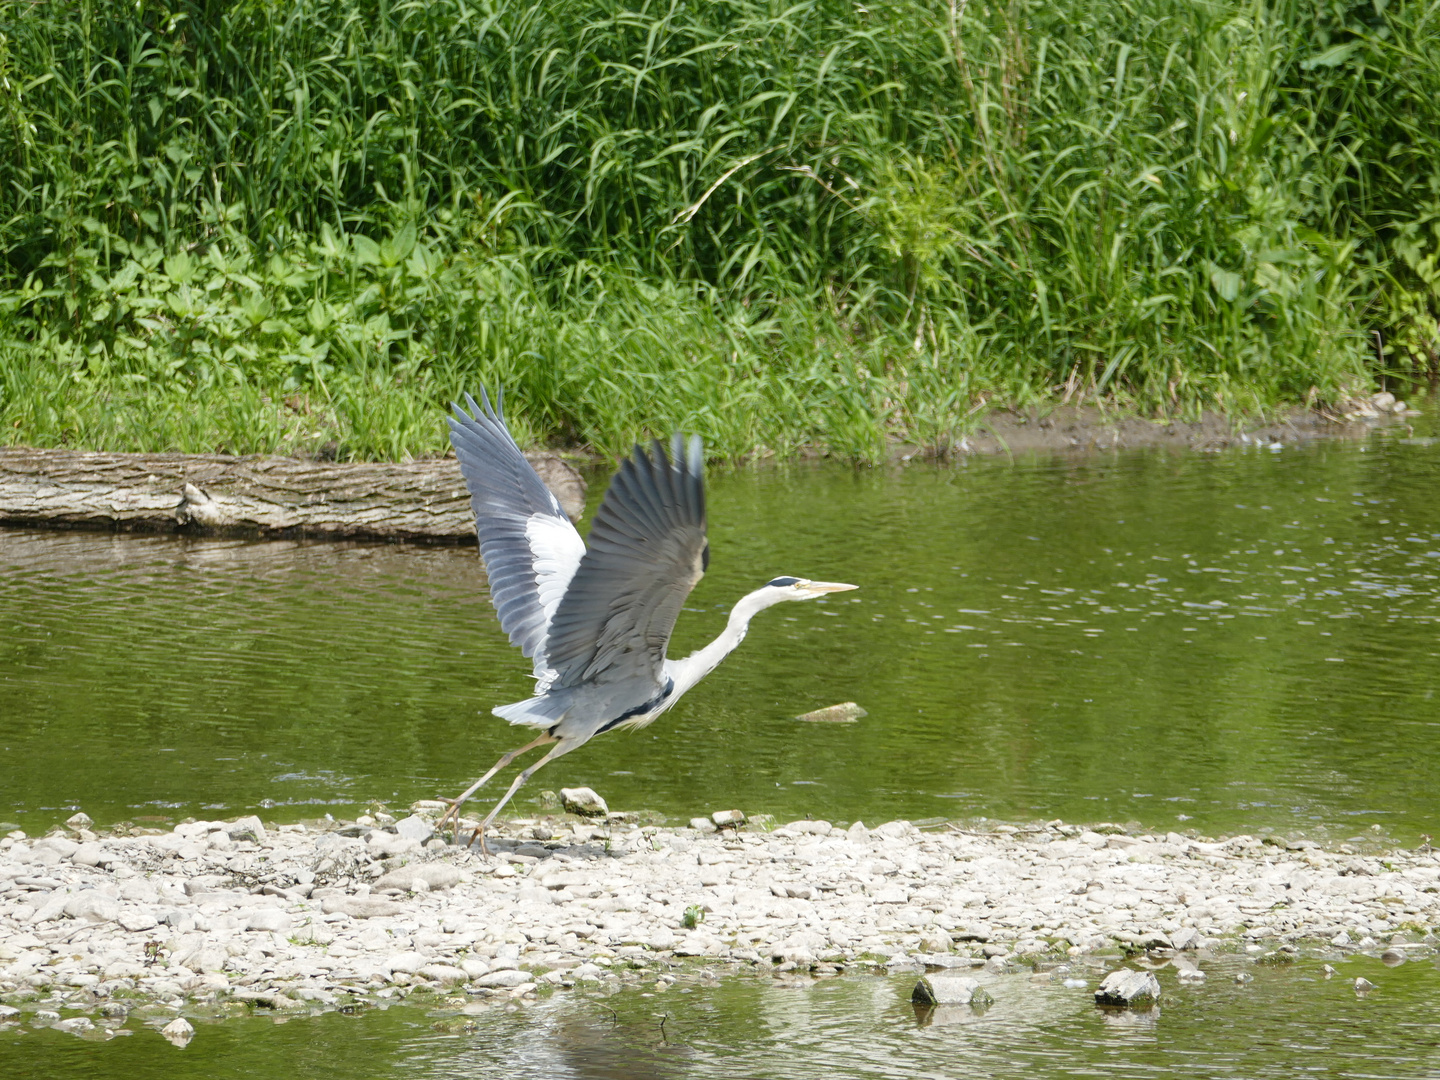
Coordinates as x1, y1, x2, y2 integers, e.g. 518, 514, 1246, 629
803, 581, 859, 595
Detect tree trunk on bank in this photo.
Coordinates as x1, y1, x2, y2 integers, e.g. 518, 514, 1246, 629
0, 446, 586, 542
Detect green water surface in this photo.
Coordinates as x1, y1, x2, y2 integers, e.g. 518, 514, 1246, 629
3, 955, 1438, 1079
4, 433, 1440, 841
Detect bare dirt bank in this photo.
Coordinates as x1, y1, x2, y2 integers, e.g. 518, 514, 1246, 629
897, 403, 1414, 459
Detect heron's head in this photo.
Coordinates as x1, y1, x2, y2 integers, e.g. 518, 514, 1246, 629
764, 576, 859, 602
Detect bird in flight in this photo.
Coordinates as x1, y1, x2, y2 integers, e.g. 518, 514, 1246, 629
439, 390, 857, 850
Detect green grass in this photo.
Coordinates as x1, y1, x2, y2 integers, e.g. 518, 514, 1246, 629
0, 0, 1437, 462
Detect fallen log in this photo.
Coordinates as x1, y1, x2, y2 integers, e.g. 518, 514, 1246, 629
0, 446, 586, 541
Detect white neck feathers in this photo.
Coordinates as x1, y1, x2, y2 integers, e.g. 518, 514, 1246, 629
666, 586, 786, 699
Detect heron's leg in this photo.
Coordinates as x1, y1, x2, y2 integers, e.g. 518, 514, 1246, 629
439, 734, 554, 841
468, 738, 578, 852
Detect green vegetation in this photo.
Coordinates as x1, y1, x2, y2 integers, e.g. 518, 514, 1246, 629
0, 0, 1437, 461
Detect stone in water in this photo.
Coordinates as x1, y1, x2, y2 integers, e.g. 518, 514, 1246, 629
1094, 969, 1161, 1008
912, 974, 993, 1006
560, 788, 609, 818
795, 702, 867, 723
65, 811, 94, 832
161, 1017, 195, 1047
711, 809, 745, 828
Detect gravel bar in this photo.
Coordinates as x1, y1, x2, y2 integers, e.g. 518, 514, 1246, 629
2, 806, 1436, 1030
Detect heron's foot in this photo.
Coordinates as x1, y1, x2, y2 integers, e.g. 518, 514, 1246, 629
466, 823, 489, 856
437, 796, 472, 845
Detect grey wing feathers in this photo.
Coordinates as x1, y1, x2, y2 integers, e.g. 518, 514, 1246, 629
544, 433, 707, 689
448, 390, 585, 673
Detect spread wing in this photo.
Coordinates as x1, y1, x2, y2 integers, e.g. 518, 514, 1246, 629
448, 390, 585, 680
544, 433, 707, 689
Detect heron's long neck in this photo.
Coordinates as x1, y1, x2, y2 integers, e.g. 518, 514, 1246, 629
667, 587, 780, 699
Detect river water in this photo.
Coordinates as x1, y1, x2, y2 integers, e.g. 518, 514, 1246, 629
3, 427, 1440, 1074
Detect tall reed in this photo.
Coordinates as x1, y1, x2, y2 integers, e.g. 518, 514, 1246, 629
0, 0, 1436, 460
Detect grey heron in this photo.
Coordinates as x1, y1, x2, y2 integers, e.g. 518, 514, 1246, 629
439, 390, 857, 849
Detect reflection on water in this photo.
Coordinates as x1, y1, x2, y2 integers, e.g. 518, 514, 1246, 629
4, 431, 1440, 838
3, 956, 1438, 1079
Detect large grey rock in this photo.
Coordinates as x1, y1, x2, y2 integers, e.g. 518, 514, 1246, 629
1094, 969, 1161, 1008
161, 1017, 195, 1047
560, 788, 609, 818
711, 809, 745, 828
65, 812, 94, 833
393, 815, 434, 842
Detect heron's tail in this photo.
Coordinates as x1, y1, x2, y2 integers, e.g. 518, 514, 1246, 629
492, 694, 566, 730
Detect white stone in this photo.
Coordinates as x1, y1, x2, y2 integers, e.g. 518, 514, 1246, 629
119, 911, 159, 932
394, 816, 435, 842
161, 1017, 195, 1047
384, 952, 429, 974
64, 893, 121, 923
460, 957, 491, 979
227, 816, 267, 842
373, 863, 465, 891
477, 969, 532, 988
418, 964, 468, 985
560, 788, 609, 818
245, 909, 292, 934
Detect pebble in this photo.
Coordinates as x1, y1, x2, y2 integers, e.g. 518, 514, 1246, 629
1354, 977, 1375, 993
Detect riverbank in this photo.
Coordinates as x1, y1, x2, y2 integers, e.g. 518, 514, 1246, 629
2, 806, 1435, 1036
1, 396, 1421, 542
